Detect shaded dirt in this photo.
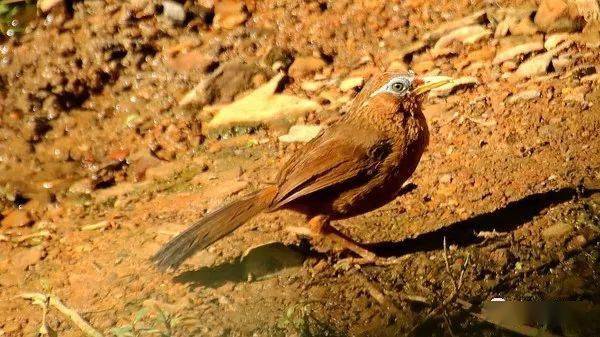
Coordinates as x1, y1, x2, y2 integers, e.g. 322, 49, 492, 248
1, 0, 600, 336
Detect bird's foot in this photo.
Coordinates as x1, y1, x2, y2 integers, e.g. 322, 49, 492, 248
286, 225, 377, 260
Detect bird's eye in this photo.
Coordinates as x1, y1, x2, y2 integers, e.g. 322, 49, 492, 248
391, 81, 407, 93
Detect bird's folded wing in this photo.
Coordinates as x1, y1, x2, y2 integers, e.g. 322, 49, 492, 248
271, 127, 387, 208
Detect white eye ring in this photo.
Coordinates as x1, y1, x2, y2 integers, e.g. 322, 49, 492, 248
369, 75, 414, 98
391, 81, 407, 93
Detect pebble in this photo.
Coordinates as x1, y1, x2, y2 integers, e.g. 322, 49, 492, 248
567, 235, 587, 251
563, 92, 589, 107
278, 124, 322, 143
542, 222, 572, 238
397, 41, 427, 62
162, 0, 185, 24
38, 0, 63, 12
581, 73, 600, 83
495, 16, 517, 37
422, 10, 486, 43
544, 33, 571, 50
213, 0, 247, 29
412, 60, 435, 73
11, 247, 46, 270
510, 17, 539, 36
1, 210, 33, 228
493, 41, 544, 64
513, 51, 554, 79
387, 60, 409, 72
339, 77, 364, 92
438, 173, 452, 184
433, 25, 491, 50
506, 90, 541, 103
501, 61, 518, 72
534, 0, 581, 32
206, 73, 321, 132
288, 56, 326, 80
552, 55, 573, 71
490, 248, 511, 269
300, 80, 324, 92
567, 65, 597, 79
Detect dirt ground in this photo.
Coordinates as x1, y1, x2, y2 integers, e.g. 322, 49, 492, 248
1, 0, 600, 336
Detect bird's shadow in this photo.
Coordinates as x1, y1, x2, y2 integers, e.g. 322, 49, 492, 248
173, 186, 597, 287
173, 241, 319, 288
367, 186, 599, 257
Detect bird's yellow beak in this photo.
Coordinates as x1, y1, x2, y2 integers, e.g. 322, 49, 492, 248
412, 78, 453, 95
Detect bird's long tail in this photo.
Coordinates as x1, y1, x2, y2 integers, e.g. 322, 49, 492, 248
151, 186, 278, 271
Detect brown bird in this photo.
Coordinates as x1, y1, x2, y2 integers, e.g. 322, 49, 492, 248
152, 72, 450, 270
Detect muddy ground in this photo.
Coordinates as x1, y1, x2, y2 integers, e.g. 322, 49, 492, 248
1, 0, 600, 336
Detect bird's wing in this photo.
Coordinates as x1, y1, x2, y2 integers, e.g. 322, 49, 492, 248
271, 125, 391, 209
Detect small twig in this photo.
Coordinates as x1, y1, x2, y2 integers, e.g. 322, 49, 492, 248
80, 221, 109, 231
400, 293, 430, 305
406, 237, 470, 336
358, 273, 404, 318
13, 230, 52, 243
443, 309, 455, 337
442, 237, 456, 289
19, 293, 104, 337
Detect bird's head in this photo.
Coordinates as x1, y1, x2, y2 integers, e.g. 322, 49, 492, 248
352, 72, 451, 118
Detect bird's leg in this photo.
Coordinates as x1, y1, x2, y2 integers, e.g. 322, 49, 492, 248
288, 215, 377, 260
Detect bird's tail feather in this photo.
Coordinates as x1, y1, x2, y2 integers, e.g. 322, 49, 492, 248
151, 186, 277, 271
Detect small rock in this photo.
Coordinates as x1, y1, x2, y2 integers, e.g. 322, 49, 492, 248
567, 235, 587, 251
510, 17, 539, 35
552, 55, 573, 71
507, 90, 541, 103
433, 25, 491, 51
11, 247, 46, 270
501, 61, 518, 72
438, 173, 452, 184
339, 77, 364, 92
145, 161, 185, 180
397, 41, 427, 62
466, 47, 496, 62
513, 51, 554, 79
581, 73, 600, 83
422, 10, 487, 43
38, 0, 63, 12
206, 73, 321, 133
68, 179, 93, 195
278, 125, 323, 143
300, 80, 324, 92
567, 65, 597, 79
513, 40, 572, 80
542, 222, 572, 238
1, 210, 33, 228
288, 56, 326, 80
544, 33, 572, 49
162, 0, 185, 24
167, 50, 218, 73
493, 41, 544, 64
213, 0, 248, 29
412, 60, 435, 73
387, 60, 409, 72
490, 248, 511, 269
563, 91, 589, 107
495, 16, 518, 37
534, 0, 583, 33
